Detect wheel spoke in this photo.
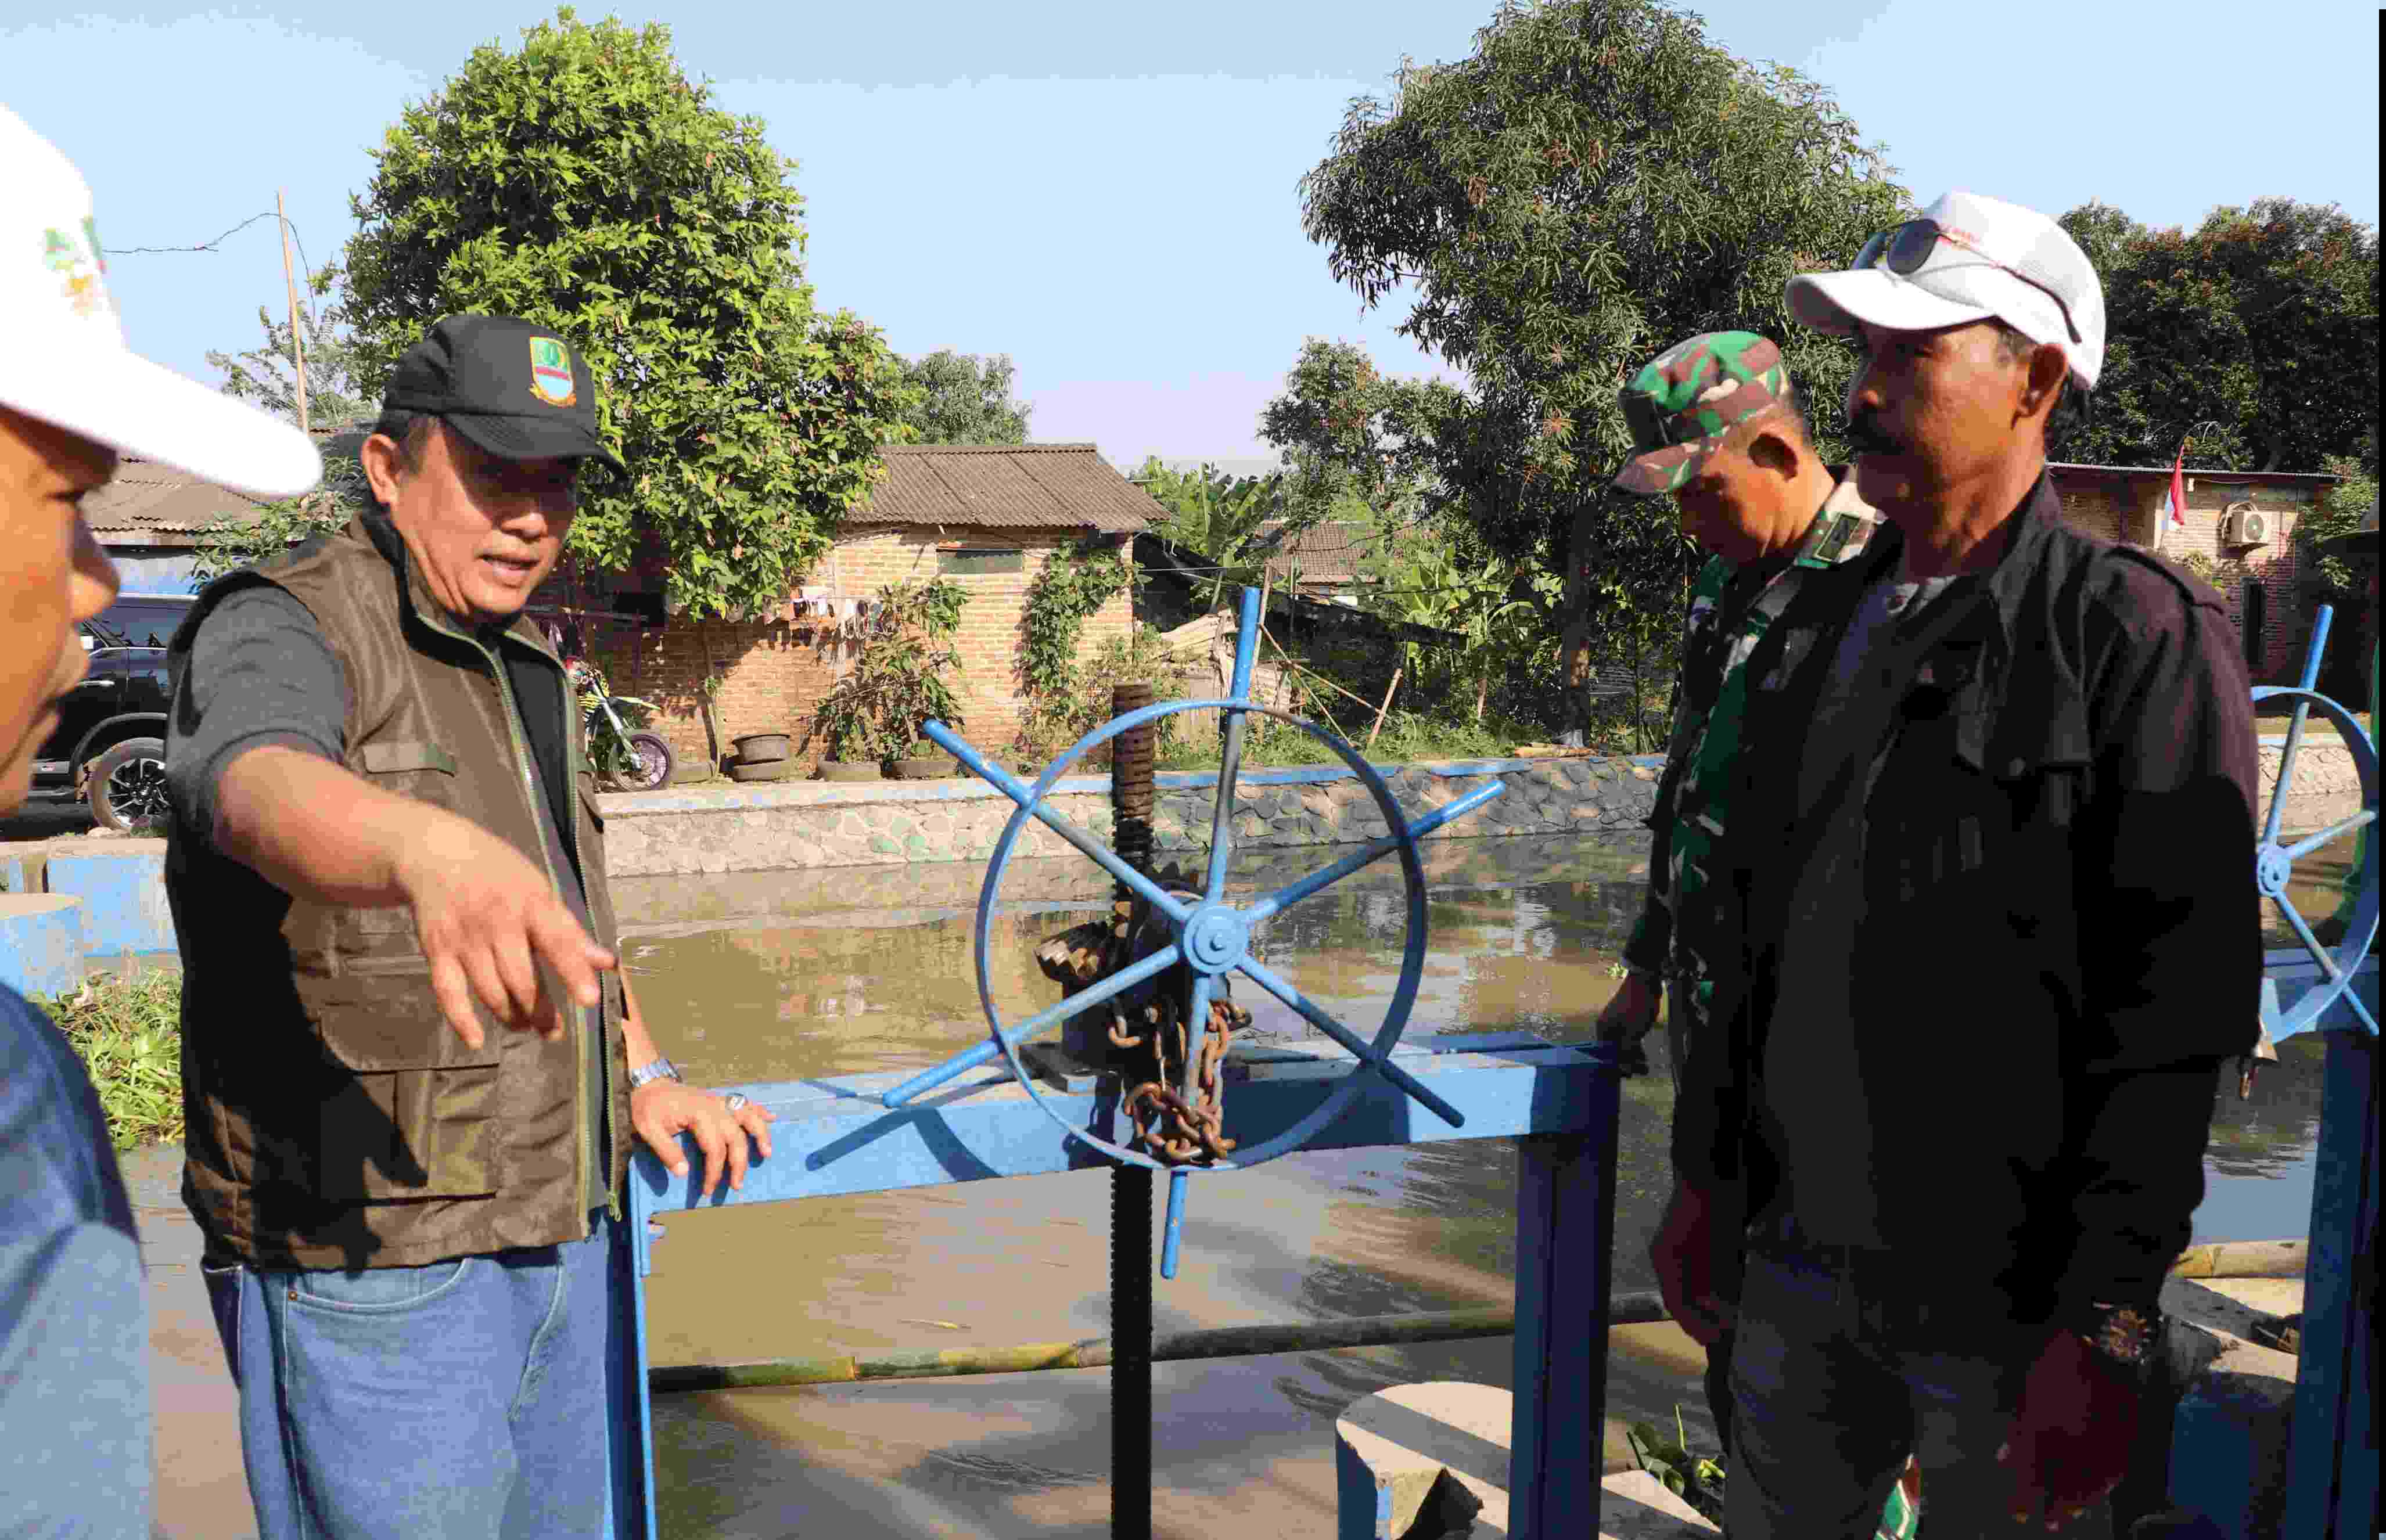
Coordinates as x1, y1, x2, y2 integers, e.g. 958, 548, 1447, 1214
2283, 808, 2379, 862
1160, 1169, 1191, 1279
1203, 588, 1264, 904
2264, 704, 2309, 849
1235, 958, 1465, 1128
922, 723, 1190, 924
1244, 782, 1506, 925
880, 944, 1184, 1107
2277, 897, 2342, 983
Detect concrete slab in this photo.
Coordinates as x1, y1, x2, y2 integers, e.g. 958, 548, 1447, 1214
45, 845, 174, 958
0, 890, 85, 996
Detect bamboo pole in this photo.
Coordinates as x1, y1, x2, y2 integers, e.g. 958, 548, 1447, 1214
276, 190, 308, 436
1365, 667, 1404, 750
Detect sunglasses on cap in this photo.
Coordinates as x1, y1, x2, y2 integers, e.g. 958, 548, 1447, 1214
1855, 221, 2083, 346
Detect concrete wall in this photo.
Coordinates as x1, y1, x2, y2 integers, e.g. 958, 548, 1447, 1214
594, 756, 1665, 879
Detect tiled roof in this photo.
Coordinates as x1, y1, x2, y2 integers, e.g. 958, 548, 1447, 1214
853, 444, 1159, 533
1257, 520, 1376, 583
81, 459, 264, 536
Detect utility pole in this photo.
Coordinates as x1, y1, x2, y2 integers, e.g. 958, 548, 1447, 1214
276, 189, 310, 436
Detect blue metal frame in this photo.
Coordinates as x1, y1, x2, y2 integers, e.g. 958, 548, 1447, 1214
881, 588, 1505, 1278
2250, 605, 2378, 1539
616, 1034, 1624, 1538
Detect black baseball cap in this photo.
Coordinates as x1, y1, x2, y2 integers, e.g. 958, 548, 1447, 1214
380, 314, 625, 473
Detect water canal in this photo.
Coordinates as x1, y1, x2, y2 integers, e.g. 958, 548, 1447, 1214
606, 830, 2334, 1538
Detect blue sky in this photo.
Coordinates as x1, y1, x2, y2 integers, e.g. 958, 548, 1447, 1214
7, 1, 2377, 472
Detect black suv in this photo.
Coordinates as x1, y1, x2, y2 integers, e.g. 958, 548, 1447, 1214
33, 592, 191, 831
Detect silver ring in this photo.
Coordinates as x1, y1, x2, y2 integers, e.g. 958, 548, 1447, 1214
722, 1092, 749, 1113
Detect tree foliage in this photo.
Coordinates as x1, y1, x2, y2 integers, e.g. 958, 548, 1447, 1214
1298, 0, 1907, 724
899, 349, 1033, 445
1258, 338, 1447, 526
1134, 458, 1287, 610
806, 578, 969, 762
339, 8, 918, 622
2057, 197, 2378, 476
205, 274, 373, 431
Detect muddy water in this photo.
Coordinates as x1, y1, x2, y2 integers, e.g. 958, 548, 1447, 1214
613, 833, 2333, 1538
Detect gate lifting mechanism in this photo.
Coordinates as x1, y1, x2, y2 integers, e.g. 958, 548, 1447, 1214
881, 587, 1505, 1277
614, 586, 1636, 1540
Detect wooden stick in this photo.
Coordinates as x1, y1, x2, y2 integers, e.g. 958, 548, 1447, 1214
1366, 666, 1404, 750
276, 189, 308, 436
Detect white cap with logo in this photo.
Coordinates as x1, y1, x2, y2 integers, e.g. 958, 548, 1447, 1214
0, 104, 321, 500
1785, 189, 2107, 391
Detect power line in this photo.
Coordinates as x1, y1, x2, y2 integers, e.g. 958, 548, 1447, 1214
102, 210, 278, 256
105, 207, 325, 336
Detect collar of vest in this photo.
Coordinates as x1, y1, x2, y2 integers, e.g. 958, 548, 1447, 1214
350, 506, 561, 664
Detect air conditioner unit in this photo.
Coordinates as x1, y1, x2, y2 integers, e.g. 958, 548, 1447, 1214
2223, 502, 2273, 545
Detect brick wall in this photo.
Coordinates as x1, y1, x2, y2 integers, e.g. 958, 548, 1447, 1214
576, 525, 1135, 772
2049, 471, 2322, 683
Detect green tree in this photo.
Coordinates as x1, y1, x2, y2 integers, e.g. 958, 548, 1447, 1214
1257, 338, 1447, 526
1134, 458, 1285, 610
2059, 197, 2378, 475
339, 8, 918, 621
1298, 0, 1907, 726
899, 348, 1033, 444
205, 273, 373, 431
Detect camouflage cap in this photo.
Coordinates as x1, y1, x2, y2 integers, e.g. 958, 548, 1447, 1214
1612, 331, 1791, 496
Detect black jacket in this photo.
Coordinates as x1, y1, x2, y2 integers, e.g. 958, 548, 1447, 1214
1674, 470, 2261, 1323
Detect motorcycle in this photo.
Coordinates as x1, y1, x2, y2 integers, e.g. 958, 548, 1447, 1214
567, 656, 677, 793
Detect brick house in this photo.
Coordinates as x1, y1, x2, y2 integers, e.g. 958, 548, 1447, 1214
2046, 462, 2342, 681
561, 443, 1156, 772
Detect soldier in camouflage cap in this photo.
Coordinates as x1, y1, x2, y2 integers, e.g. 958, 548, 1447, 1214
1602, 329, 1893, 1503
1612, 330, 1795, 496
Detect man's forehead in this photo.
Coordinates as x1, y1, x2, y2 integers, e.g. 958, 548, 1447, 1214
0, 403, 117, 487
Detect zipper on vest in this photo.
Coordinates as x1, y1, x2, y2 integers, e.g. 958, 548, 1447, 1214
422, 611, 602, 1240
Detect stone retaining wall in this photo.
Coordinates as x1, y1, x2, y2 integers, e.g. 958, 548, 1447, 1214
2256, 735, 2362, 837
595, 756, 1666, 878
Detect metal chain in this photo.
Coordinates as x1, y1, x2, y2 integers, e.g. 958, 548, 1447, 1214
1097, 880, 1247, 1165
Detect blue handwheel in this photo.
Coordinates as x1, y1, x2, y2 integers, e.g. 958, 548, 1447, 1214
879, 588, 1505, 1275
2255, 604, 2380, 1038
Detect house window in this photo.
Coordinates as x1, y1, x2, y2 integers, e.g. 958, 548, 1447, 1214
2241, 581, 2266, 669
938, 546, 1025, 576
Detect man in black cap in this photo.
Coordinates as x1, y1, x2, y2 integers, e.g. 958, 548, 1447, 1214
164, 315, 772, 1539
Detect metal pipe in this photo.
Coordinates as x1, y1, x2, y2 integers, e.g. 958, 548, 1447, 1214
1108, 681, 1157, 1540
647, 1295, 1673, 1394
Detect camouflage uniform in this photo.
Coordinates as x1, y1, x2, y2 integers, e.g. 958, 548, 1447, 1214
1619, 476, 1880, 1077
1602, 330, 1881, 1080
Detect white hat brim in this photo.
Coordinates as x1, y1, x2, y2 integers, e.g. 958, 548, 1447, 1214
1785, 268, 1995, 340
0, 326, 321, 501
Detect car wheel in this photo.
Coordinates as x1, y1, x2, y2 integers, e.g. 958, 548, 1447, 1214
88, 737, 171, 833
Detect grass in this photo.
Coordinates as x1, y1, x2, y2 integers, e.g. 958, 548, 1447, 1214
38, 970, 183, 1151
1151, 709, 1569, 772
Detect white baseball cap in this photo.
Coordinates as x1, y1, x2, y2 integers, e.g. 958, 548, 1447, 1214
0, 105, 321, 499
1785, 189, 2107, 391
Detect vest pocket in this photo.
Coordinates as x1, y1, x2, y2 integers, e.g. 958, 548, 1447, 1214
315, 1060, 502, 1201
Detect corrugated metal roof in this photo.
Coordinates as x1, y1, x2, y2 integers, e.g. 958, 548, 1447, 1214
1257, 520, 1377, 583
853, 444, 1159, 532
82, 459, 264, 536
2049, 462, 2340, 484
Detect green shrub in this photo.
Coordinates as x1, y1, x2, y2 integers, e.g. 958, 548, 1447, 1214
39, 971, 184, 1150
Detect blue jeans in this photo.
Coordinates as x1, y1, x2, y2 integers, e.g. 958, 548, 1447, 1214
204, 1211, 627, 1540
1727, 1206, 2111, 1540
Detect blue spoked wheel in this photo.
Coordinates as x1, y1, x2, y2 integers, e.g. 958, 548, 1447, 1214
2254, 664, 2380, 1039
878, 588, 1503, 1275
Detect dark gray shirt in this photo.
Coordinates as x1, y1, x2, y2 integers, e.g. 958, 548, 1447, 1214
166, 585, 609, 1215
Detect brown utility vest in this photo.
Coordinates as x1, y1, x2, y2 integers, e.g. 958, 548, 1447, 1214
167, 512, 630, 1271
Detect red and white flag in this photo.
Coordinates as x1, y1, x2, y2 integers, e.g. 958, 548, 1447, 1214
2165, 440, 2190, 530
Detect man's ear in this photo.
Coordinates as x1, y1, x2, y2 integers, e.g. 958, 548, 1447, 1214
2019, 342, 2068, 427
358, 430, 409, 508
1745, 423, 1802, 478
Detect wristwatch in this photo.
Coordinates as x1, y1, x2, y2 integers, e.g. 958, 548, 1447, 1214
2066, 1300, 2164, 1375
627, 1056, 683, 1091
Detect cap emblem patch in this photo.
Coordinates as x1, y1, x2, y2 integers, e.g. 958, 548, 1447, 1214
529, 336, 577, 408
